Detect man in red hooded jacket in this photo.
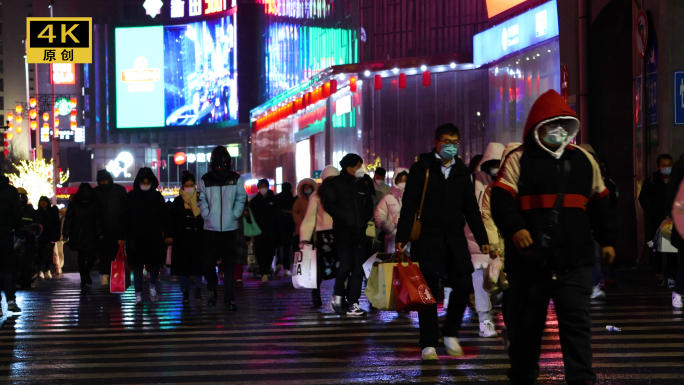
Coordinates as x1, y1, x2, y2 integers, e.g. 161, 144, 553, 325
491, 90, 616, 385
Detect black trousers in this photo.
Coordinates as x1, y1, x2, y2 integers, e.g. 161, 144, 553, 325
505, 267, 595, 384
78, 250, 96, 281
277, 233, 293, 270
98, 234, 121, 275
205, 231, 236, 303
676, 251, 684, 295
333, 230, 366, 305
0, 238, 16, 302
418, 254, 472, 349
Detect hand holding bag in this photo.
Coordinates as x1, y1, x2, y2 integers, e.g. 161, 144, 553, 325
392, 253, 436, 312
364, 253, 418, 311
110, 245, 131, 293
243, 208, 262, 237
409, 169, 429, 242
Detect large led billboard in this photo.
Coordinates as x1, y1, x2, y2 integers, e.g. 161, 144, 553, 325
115, 14, 237, 129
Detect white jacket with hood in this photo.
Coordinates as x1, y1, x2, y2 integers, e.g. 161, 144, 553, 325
299, 166, 340, 243
374, 167, 409, 253
465, 143, 504, 269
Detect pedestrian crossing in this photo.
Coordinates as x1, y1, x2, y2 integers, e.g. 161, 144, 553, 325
0, 270, 682, 384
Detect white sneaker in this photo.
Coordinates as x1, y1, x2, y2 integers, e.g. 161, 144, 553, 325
44, 271, 52, 279
101, 275, 109, 285
673, 292, 683, 309
443, 287, 452, 310
38, 271, 45, 279
444, 336, 463, 357
284, 269, 291, 277
667, 279, 676, 289
346, 303, 367, 317
150, 286, 159, 302
421, 347, 438, 360
591, 284, 606, 299
135, 293, 143, 306
479, 319, 498, 338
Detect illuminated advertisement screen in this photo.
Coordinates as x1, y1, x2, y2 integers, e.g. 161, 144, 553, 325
115, 14, 237, 129
266, 22, 357, 99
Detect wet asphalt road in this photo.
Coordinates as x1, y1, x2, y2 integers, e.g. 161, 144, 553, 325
0, 266, 682, 384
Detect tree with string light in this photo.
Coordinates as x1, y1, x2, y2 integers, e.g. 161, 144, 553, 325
4, 159, 69, 206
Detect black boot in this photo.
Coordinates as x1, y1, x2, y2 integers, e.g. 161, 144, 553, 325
208, 290, 217, 307
182, 291, 189, 303
224, 301, 237, 311
80, 272, 87, 288
195, 287, 202, 300
311, 289, 322, 308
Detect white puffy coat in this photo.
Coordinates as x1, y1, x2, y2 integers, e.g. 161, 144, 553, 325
374, 167, 409, 253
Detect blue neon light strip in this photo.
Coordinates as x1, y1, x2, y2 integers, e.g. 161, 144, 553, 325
473, 0, 559, 67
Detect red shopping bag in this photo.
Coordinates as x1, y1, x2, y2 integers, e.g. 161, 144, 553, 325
110, 245, 131, 293
392, 254, 436, 312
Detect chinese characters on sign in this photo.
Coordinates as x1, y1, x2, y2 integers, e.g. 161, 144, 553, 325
172, 0, 234, 18
27, 18, 92, 64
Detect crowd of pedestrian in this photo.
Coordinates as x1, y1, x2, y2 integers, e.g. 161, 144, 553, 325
2, 90, 684, 384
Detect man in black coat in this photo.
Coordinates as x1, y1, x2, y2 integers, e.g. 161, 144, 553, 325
395, 123, 489, 360
250, 179, 283, 283
0, 170, 22, 314
275, 182, 296, 275
324, 153, 374, 317
93, 170, 128, 286
639, 154, 676, 286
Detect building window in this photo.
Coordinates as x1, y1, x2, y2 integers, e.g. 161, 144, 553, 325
0, 97, 4, 110
0, 115, 4, 125
0, 61, 3, 73
0, 78, 3, 92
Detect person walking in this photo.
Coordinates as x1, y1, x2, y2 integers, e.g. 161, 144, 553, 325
666, 153, 684, 308
63, 183, 103, 288
35, 196, 59, 279
234, 199, 251, 284
374, 167, 409, 253
324, 154, 375, 316
53, 205, 68, 275
292, 177, 317, 256
275, 182, 297, 276
250, 179, 283, 283
17, 188, 40, 288
395, 123, 490, 360
0, 169, 22, 315
491, 90, 616, 385
93, 170, 128, 286
372, 167, 391, 196
120, 168, 171, 306
465, 142, 504, 339
197, 146, 246, 309
300, 166, 339, 308
170, 171, 204, 303
640, 154, 677, 287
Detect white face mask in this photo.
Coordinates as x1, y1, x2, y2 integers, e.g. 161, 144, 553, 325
489, 168, 500, 178
183, 187, 195, 194
259, 188, 268, 196
140, 185, 151, 191
374, 178, 383, 186
355, 168, 366, 179
396, 182, 406, 191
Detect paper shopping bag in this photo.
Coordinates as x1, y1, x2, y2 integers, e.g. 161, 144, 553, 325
110, 245, 131, 293
292, 244, 317, 289
392, 256, 436, 312
365, 255, 418, 311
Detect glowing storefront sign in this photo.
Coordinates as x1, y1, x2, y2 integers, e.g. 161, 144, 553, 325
473, 0, 559, 67
52, 63, 76, 85
259, 0, 330, 19
171, 0, 235, 18
106, 152, 134, 178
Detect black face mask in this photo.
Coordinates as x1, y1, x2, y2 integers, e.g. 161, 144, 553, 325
211, 155, 228, 172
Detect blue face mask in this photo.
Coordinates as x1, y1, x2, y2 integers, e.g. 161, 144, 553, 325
661, 167, 672, 177
543, 127, 569, 146
439, 144, 459, 160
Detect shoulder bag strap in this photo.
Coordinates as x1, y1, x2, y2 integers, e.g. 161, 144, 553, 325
417, 169, 430, 219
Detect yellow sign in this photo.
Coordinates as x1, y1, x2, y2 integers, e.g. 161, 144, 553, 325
26, 17, 92, 63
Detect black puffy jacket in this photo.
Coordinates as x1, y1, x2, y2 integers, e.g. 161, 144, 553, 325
0, 175, 20, 241
323, 173, 374, 235
93, 170, 128, 239
63, 183, 103, 252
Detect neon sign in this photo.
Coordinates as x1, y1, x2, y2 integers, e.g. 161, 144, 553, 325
106, 152, 134, 178
473, 0, 559, 67
259, 0, 331, 19
171, 0, 235, 18
52, 63, 76, 85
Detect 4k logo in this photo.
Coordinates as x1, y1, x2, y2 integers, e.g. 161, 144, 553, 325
26, 18, 92, 63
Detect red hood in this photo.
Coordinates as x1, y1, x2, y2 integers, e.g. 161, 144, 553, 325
523, 90, 579, 139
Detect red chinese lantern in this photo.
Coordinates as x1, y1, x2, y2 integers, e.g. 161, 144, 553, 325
29, 109, 37, 119
350, 77, 357, 93
17, 127, 23, 134
15, 105, 22, 114
399, 73, 407, 89
330, 79, 338, 94
7, 123, 13, 131
30, 121, 38, 130
391, 79, 398, 92
70, 98, 78, 107
374, 74, 382, 90
6, 112, 13, 122
3, 149, 8, 156
16, 116, 23, 124
55, 118, 60, 126
43, 123, 49, 130
54, 129, 60, 136
173, 152, 187, 165
70, 121, 77, 129
3, 141, 8, 147
43, 112, 50, 122
29, 98, 37, 108
6, 133, 13, 140
323, 82, 331, 98
422, 71, 431, 87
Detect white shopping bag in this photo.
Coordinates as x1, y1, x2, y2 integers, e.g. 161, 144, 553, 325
363, 253, 382, 279
292, 244, 317, 289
